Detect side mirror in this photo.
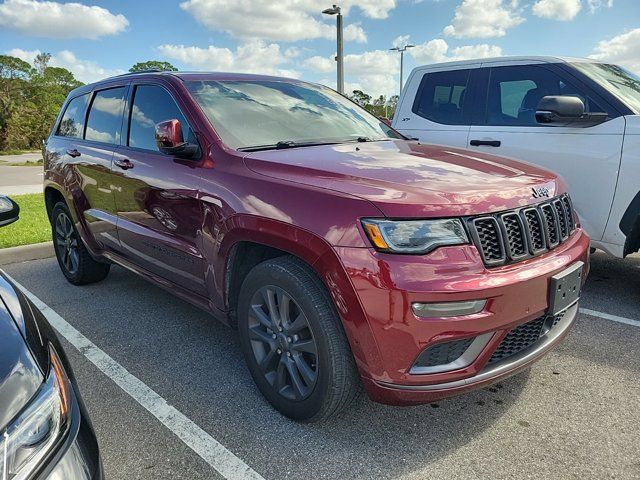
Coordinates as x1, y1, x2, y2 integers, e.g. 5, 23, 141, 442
155, 119, 199, 159
379, 117, 392, 127
536, 96, 607, 125
0, 196, 19, 227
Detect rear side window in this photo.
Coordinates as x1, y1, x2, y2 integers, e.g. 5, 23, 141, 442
85, 87, 127, 144
412, 69, 471, 125
56, 94, 89, 138
128, 85, 189, 151
487, 65, 605, 126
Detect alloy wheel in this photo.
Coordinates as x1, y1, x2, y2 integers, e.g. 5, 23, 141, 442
248, 286, 319, 401
54, 212, 79, 275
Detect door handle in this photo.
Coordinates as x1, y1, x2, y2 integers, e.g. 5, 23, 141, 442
114, 159, 134, 170
66, 149, 81, 158
470, 140, 501, 147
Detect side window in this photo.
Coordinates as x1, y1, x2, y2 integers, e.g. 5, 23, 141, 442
85, 87, 127, 144
412, 69, 471, 125
487, 65, 603, 126
56, 94, 89, 138
128, 85, 189, 152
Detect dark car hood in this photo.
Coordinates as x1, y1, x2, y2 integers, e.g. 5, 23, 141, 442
244, 140, 561, 217
0, 276, 43, 430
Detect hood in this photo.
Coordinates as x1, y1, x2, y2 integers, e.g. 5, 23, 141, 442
0, 278, 43, 430
244, 140, 561, 218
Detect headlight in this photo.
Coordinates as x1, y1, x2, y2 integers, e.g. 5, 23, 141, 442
362, 218, 469, 254
1, 348, 71, 480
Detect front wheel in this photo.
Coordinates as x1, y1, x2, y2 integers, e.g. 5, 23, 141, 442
238, 256, 360, 422
51, 202, 110, 285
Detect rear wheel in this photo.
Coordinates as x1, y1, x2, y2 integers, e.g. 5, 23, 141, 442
238, 256, 360, 422
51, 202, 110, 285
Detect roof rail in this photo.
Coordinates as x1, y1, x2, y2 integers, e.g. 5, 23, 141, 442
113, 69, 169, 77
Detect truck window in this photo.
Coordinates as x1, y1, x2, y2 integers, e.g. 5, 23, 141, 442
412, 69, 471, 125
85, 87, 127, 144
56, 94, 89, 138
487, 65, 604, 126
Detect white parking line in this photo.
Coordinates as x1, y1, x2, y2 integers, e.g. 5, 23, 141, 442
4, 274, 266, 480
579, 308, 640, 328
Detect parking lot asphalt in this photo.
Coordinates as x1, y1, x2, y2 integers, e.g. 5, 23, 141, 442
3, 251, 639, 480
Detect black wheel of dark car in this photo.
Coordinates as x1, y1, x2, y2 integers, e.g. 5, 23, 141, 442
238, 256, 360, 422
51, 202, 110, 285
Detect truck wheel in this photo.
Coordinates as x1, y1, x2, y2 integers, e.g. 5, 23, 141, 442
51, 202, 110, 285
238, 256, 360, 422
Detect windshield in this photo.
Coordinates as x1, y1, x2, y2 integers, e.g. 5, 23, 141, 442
572, 62, 640, 114
186, 80, 402, 150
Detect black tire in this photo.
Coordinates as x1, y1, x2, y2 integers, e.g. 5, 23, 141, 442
51, 201, 110, 285
238, 256, 360, 422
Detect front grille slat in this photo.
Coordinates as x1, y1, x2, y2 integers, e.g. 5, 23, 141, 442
472, 217, 505, 265
540, 204, 560, 247
468, 194, 576, 268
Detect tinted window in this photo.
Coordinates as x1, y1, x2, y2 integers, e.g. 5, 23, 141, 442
487, 65, 604, 126
129, 85, 189, 151
56, 94, 89, 138
85, 87, 126, 144
412, 69, 471, 125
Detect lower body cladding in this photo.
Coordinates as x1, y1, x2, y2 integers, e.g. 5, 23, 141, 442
330, 229, 590, 406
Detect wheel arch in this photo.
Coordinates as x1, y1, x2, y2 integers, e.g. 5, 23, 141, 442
44, 185, 67, 222
218, 215, 382, 378
620, 191, 640, 256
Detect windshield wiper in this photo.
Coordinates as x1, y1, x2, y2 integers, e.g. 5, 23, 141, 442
238, 140, 340, 152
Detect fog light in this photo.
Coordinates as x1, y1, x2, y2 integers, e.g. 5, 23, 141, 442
412, 300, 487, 318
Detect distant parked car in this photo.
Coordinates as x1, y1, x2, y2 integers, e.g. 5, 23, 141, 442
43, 71, 588, 422
393, 56, 640, 259
0, 195, 102, 479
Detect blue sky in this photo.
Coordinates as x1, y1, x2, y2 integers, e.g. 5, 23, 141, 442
1, 0, 638, 96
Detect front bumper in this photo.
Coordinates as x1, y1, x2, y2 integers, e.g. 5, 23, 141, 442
329, 228, 590, 405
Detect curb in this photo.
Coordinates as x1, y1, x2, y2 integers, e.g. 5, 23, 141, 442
0, 242, 55, 265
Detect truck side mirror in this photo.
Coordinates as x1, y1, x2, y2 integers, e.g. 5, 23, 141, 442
0, 196, 19, 227
155, 119, 199, 159
536, 96, 607, 126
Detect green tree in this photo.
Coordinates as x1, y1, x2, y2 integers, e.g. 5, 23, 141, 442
129, 60, 178, 72
0, 54, 82, 150
33, 52, 51, 76
350, 90, 371, 107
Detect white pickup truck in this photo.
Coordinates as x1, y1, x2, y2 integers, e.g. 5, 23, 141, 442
393, 56, 640, 259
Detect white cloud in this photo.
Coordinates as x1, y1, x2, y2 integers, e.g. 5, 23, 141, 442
444, 0, 525, 38
179, 0, 391, 42
450, 43, 503, 59
410, 39, 502, 64
532, 0, 581, 21
157, 41, 301, 78
0, 0, 128, 39
590, 28, 640, 73
587, 0, 613, 13
410, 39, 450, 63
303, 55, 335, 73
392, 34, 411, 48
6, 48, 125, 83
306, 49, 399, 96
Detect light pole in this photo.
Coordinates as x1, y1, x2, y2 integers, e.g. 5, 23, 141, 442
390, 44, 414, 95
322, 5, 344, 94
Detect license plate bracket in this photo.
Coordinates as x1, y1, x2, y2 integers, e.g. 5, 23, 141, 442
549, 261, 584, 315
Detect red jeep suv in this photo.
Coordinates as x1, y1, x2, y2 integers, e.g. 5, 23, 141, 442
43, 71, 589, 422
